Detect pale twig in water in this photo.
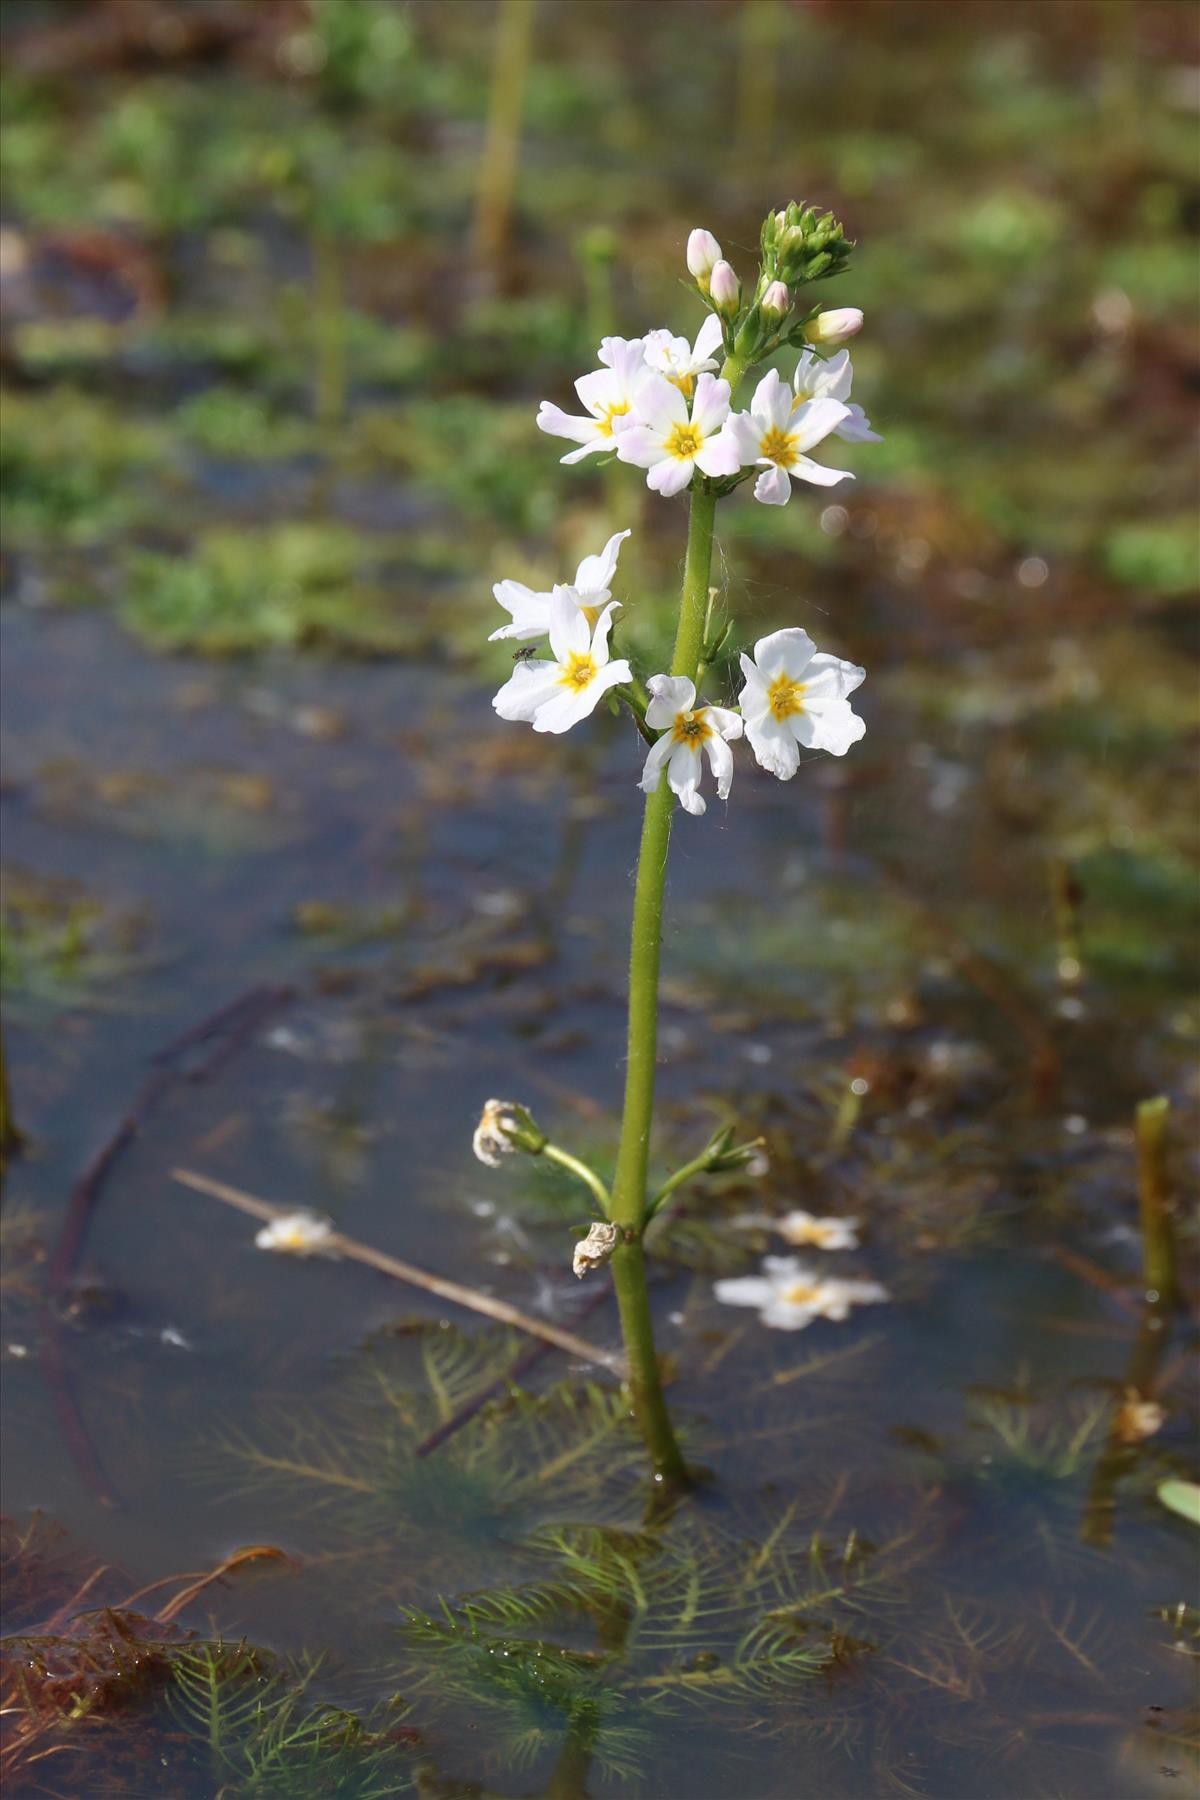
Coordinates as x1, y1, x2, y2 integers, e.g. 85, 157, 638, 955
170, 1167, 624, 1373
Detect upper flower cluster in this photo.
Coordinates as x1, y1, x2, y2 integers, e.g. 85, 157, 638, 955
536, 327, 877, 507
490, 208, 878, 817
536, 221, 879, 508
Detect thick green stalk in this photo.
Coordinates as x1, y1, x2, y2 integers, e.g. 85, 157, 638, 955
607, 483, 719, 1481
604, 349, 751, 1480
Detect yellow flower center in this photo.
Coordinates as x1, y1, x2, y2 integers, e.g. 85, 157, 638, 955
791, 388, 812, 410
671, 708, 712, 750
667, 372, 696, 399
596, 400, 630, 439
559, 652, 597, 691
767, 673, 806, 721
759, 425, 798, 468
782, 1282, 821, 1307
786, 1220, 832, 1246
579, 603, 601, 629
665, 421, 703, 460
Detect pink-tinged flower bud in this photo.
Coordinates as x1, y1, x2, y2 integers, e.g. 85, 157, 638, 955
709, 259, 741, 316
761, 280, 791, 318
804, 307, 863, 346
686, 227, 722, 286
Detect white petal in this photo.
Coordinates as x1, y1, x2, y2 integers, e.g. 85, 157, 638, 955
690, 372, 731, 437
737, 650, 768, 694
835, 403, 882, 443
802, 653, 866, 700
806, 349, 853, 402
790, 454, 853, 488
667, 739, 706, 815
745, 713, 802, 780
704, 704, 743, 741
703, 728, 734, 799
643, 328, 689, 376
548, 587, 590, 664
753, 627, 815, 679
802, 697, 866, 756
693, 312, 724, 361
574, 367, 620, 416
725, 411, 764, 465
760, 1299, 819, 1331
696, 426, 742, 477
597, 335, 648, 388
490, 578, 553, 640
636, 372, 688, 434
536, 401, 596, 446
789, 396, 852, 454
573, 528, 631, 597
589, 600, 622, 667
613, 424, 665, 468
753, 367, 793, 433
647, 456, 695, 497
638, 732, 675, 795
753, 464, 792, 506
645, 673, 696, 727
713, 1276, 777, 1309
559, 439, 604, 465
493, 661, 563, 721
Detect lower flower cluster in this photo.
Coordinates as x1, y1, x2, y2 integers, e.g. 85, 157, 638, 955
490, 524, 866, 814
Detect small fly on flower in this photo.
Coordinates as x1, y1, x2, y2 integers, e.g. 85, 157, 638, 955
511, 646, 539, 663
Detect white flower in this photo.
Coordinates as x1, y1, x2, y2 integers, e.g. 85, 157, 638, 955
493, 589, 631, 734
726, 368, 852, 505
805, 307, 863, 345
489, 529, 631, 642
638, 674, 743, 816
735, 1210, 861, 1250
536, 337, 652, 464
738, 627, 865, 776
686, 228, 722, 283
761, 280, 791, 318
792, 350, 880, 444
642, 315, 723, 397
255, 1211, 335, 1256
613, 371, 739, 497
779, 1211, 860, 1249
713, 1255, 887, 1330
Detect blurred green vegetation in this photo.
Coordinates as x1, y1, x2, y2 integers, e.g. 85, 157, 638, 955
0, 0, 1193, 1003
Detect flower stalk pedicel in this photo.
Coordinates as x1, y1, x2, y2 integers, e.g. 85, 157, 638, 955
477, 205, 880, 1478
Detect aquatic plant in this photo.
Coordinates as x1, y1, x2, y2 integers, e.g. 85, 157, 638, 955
392, 1509, 909, 1785
208, 1324, 647, 1591
472, 205, 880, 1476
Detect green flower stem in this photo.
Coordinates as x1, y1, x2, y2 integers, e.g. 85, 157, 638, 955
645, 1150, 715, 1223
605, 350, 752, 1481
542, 1142, 611, 1220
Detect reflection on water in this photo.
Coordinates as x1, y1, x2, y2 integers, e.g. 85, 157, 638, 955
2, 594, 1195, 1797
